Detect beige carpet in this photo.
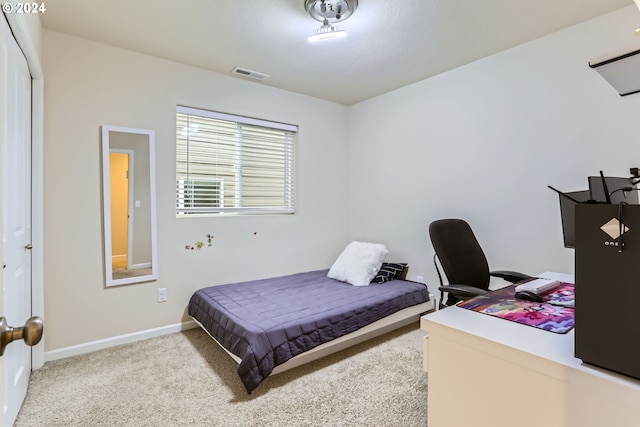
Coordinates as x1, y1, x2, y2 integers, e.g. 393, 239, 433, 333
15, 323, 428, 426
111, 267, 153, 281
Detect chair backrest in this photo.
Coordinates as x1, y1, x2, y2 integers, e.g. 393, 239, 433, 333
429, 219, 491, 291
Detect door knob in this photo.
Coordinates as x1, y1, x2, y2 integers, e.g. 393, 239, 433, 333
0, 316, 43, 356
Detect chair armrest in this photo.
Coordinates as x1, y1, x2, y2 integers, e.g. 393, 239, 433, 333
490, 270, 533, 284
438, 284, 488, 298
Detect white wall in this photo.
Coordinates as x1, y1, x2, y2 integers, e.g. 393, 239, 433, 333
42, 5, 640, 353
42, 30, 350, 351
347, 6, 640, 297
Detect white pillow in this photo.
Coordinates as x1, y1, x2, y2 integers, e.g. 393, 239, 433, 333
327, 241, 389, 286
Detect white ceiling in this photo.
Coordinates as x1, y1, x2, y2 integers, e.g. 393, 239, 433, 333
40, 0, 635, 105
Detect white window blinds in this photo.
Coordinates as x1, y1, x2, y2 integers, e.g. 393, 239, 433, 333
176, 106, 297, 215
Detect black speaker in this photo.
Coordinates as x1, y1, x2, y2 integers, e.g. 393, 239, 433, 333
575, 204, 640, 380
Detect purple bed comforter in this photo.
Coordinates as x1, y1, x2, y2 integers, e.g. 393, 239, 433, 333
188, 269, 430, 393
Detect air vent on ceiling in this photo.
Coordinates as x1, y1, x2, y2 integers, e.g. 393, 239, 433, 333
231, 67, 270, 81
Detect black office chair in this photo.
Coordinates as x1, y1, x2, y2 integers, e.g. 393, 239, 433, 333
429, 218, 533, 308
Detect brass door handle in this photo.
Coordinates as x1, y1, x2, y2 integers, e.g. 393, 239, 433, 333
0, 316, 43, 356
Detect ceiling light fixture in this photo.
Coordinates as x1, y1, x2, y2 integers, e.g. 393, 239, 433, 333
635, 0, 640, 35
635, 0, 640, 12
305, 0, 358, 42
308, 19, 347, 42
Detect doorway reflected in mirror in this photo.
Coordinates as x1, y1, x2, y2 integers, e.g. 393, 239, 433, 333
101, 125, 158, 286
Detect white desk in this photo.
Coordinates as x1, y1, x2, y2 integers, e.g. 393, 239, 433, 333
420, 272, 640, 427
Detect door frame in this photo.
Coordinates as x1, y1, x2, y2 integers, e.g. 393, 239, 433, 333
109, 149, 135, 270
4, 10, 45, 369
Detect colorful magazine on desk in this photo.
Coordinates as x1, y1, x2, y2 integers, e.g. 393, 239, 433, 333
456, 282, 575, 334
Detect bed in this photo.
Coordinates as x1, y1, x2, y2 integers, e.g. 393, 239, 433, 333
188, 267, 432, 393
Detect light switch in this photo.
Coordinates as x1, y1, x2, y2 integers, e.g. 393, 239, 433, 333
135, 200, 141, 208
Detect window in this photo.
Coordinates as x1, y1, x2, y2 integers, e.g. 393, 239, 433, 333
176, 106, 297, 215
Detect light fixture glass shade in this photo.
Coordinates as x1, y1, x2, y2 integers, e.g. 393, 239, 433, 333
304, 0, 356, 42
308, 23, 347, 42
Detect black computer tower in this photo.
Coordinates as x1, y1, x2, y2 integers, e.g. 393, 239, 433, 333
574, 204, 640, 380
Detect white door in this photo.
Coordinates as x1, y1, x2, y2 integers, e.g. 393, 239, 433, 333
0, 13, 33, 426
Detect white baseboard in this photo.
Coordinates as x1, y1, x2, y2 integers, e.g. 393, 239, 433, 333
44, 320, 198, 362
130, 262, 151, 269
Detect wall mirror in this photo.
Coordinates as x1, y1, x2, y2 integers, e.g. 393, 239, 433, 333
101, 125, 158, 286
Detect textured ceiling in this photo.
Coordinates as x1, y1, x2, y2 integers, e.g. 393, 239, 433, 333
40, 0, 635, 105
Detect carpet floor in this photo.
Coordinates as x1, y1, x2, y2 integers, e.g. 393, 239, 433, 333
15, 323, 428, 426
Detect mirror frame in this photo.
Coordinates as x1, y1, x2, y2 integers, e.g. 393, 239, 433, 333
101, 125, 158, 286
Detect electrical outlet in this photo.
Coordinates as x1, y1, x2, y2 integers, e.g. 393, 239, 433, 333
157, 288, 167, 302
416, 276, 424, 283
